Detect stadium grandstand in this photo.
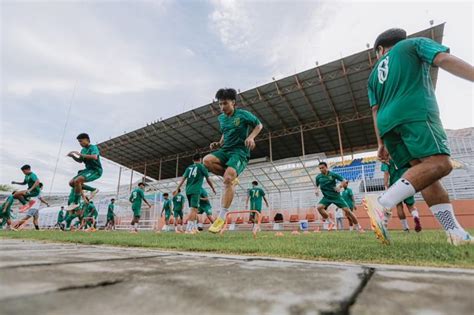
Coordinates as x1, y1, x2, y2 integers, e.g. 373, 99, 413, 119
5, 24, 473, 231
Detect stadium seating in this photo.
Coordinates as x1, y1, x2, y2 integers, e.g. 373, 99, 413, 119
330, 157, 377, 181
306, 213, 316, 222
289, 214, 299, 222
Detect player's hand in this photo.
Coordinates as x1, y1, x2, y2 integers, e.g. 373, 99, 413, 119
210, 142, 221, 150
315, 190, 319, 196
377, 145, 389, 163
245, 137, 256, 150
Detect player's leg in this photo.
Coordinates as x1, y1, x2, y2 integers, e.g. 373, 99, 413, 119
33, 215, 39, 230
203, 153, 226, 177
209, 166, 238, 233
405, 200, 422, 233
13, 190, 29, 205
316, 201, 334, 230
396, 203, 409, 231
347, 210, 354, 231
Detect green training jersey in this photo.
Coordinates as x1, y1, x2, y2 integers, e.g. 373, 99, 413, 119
199, 188, 211, 211
80, 144, 103, 171
57, 210, 65, 222
85, 203, 97, 217
162, 199, 172, 212
107, 203, 115, 216
1, 195, 14, 213
381, 159, 409, 186
130, 188, 145, 209
183, 163, 209, 195
172, 194, 185, 212
341, 188, 354, 209
248, 187, 265, 210
368, 37, 449, 137
218, 108, 261, 157
316, 171, 345, 199
24, 172, 39, 189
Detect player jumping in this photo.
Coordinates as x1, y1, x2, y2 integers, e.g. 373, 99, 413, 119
11, 165, 41, 212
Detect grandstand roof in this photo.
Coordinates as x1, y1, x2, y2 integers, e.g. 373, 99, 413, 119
98, 24, 446, 181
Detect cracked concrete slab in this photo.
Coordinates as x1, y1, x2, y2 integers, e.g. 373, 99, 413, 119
0, 239, 473, 315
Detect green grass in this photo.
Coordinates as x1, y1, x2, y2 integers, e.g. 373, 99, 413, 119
1, 229, 473, 268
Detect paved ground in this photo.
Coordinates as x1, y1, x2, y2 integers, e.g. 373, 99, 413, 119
0, 239, 473, 315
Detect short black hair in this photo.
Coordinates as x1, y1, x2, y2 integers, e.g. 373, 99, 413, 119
318, 161, 328, 167
163, 193, 169, 197
61, 206, 64, 209
374, 28, 407, 51
111, 198, 115, 202
252, 181, 258, 186
39, 182, 43, 188
193, 153, 201, 161
215, 88, 237, 101
138, 182, 145, 187
76, 133, 90, 140
21, 164, 31, 171
177, 189, 181, 193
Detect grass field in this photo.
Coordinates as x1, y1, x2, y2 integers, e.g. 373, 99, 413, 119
1, 229, 473, 268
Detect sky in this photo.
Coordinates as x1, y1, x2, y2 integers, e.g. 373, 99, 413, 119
1, 0, 473, 193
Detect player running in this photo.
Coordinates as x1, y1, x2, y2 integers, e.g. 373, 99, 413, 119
382, 158, 422, 232
172, 190, 185, 233
105, 198, 116, 231
366, 28, 473, 245
174, 154, 216, 234
161, 193, 173, 232
11, 165, 41, 212
79, 201, 98, 232
204, 88, 263, 233
245, 181, 269, 229
1, 192, 17, 230
197, 188, 214, 231
340, 181, 356, 231
66, 133, 102, 211
129, 182, 151, 233
315, 162, 364, 232
13, 183, 49, 230
55, 206, 66, 230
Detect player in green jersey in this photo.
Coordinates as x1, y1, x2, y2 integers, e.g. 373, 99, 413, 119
203, 88, 263, 233
55, 206, 66, 230
160, 193, 173, 232
11, 164, 41, 212
381, 159, 422, 233
367, 28, 473, 245
340, 181, 356, 231
105, 198, 116, 231
197, 188, 214, 231
245, 181, 269, 227
315, 162, 364, 232
172, 189, 185, 233
175, 154, 216, 234
129, 182, 152, 233
1, 192, 17, 230
66, 133, 102, 211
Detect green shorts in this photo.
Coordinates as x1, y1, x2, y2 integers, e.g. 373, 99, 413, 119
132, 206, 141, 218
318, 196, 349, 209
164, 210, 171, 221
402, 196, 415, 206
25, 188, 41, 199
1, 209, 11, 220
383, 118, 450, 169
173, 210, 183, 219
198, 206, 212, 216
187, 194, 200, 209
211, 148, 248, 176
250, 203, 262, 212
107, 215, 114, 222
74, 169, 103, 183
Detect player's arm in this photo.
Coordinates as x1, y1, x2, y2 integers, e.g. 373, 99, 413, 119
205, 176, 217, 195
315, 181, 320, 196
210, 135, 224, 150
245, 194, 250, 208
143, 197, 152, 209
27, 180, 40, 194
1, 201, 9, 213
174, 176, 187, 195
433, 53, 474, 82
245, 123, 263, 150
263, 196, 269, 208
383, 171, 389, 190
67, 151, 83, 163
11, 180, 26, 185
371, 105, 389, 162
39, 197, 50, 207
200, 196, 209, 201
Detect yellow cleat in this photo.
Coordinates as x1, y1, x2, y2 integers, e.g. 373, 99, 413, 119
363, 194, 391, 245
232, 177, 240, 186
208, 217, 225, 234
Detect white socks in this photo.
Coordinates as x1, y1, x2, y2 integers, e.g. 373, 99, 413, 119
400, 219, 409, 230
411, 209, 419, 218
430, 203, 468, 238
218, 208, 229, 219
379, 178, 416, 209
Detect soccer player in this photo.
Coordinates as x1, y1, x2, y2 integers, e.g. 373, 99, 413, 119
129, 182, 151, 233
11, 164, 41, 212
340, 181, 356, 231
335, 208, 344, 231
367, 28, 473, 245
172, 189, 185, 233
1, 192, 16, 230
382, 158, 422, 233
14, 183, 49, 230
66, 133, 102, 211
174, 153, 216, 234
106, 198, 116, 231
315, 162, 364, 232
161, 193, 173, 232
245, 181, 269, 228
203, 88, 263, 233
55, 206, 66, 230
80, 201, 97, 232
198, 188, 214, 230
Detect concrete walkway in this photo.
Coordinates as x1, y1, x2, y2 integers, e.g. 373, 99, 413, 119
0, 239, 473, 315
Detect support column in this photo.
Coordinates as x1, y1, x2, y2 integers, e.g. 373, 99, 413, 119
143, 162, 147, 184
116, 166, 122, 200
158, 159, 162, 180
129, 167, 134, 192
336, 118, 344, 163
268, 132, 273, 162
300, 125, 305, 157
175, 155, 179, 178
